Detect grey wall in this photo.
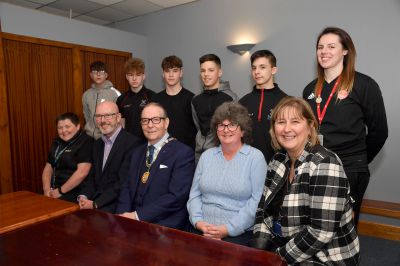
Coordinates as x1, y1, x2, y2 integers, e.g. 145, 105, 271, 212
115, 0, 400, 203
0, 2, 147, 58
0, 1, 398, 204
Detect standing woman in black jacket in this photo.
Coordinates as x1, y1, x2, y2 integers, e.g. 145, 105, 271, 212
303, 27, 388, 226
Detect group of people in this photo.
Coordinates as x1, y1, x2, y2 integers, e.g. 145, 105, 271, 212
41, 26, 388, 265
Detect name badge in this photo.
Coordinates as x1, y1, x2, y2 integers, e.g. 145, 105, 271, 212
318, 134, 324, 146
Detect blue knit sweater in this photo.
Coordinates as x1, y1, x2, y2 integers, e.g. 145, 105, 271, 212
187, 144, 267, 236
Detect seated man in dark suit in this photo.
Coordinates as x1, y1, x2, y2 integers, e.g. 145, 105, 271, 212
78, 101, 141, 213
116, 102, 195, 230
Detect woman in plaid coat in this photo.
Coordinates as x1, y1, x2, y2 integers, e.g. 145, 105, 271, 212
250, 97, 359, 265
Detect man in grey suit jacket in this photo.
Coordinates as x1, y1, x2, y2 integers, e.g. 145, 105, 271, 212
116, 102, 195, 230
79, 101, 141, 213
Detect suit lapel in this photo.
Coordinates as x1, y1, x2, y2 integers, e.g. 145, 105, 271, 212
96, 141, 105, 175
131, 144, 147, 199
142, 143, 172, 194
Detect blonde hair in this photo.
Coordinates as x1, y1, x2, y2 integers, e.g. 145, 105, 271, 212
124, 58, 145, 74
270, 97, 320, 151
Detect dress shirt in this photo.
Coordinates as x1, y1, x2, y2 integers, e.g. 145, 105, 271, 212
101, 125, 122, 169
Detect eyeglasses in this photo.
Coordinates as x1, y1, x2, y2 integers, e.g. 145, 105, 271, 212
140, 117, 166, 125
94, 113, 117, 121
216, 123, 239, 132
91, 70, 107, 76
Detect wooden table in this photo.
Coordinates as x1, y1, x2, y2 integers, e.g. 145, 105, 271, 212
0, 209, 286, 265
0, 190, 79, 234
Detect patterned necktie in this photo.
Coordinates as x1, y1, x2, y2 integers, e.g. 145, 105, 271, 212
147, 145, 155, 165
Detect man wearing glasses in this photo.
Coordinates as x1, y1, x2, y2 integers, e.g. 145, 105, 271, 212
82, 61, 121, 139
78, 101, 141, 213
116, 102, 195, 230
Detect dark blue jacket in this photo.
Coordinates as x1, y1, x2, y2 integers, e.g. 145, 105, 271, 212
116, 140, 195, 230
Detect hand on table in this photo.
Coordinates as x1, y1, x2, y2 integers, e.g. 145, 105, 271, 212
195, 221, 228, 240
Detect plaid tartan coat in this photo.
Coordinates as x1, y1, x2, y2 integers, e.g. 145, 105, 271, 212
253, 144, 360, 265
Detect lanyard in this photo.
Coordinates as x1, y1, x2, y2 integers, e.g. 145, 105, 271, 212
51, 132, 81, 188
316, 76, 341, 125
257, 88, 264, 121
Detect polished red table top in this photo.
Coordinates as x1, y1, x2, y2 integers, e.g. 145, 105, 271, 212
0, 209, 286, 265
0, 191, 79, 234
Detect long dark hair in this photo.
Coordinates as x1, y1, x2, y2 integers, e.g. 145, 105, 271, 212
315, 27, 356, 95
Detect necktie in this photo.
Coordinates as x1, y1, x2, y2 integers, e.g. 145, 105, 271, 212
147, 145, 155, 165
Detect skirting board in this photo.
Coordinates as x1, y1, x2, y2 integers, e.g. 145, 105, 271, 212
358, 220, 400, 241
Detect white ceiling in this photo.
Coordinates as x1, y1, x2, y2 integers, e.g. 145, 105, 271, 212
0, 0, 198, 26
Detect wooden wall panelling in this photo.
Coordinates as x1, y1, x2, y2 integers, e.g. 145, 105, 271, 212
4, 39, 74, 192
72, 48, 84, 122
0, 33, 13, 193
80, 51, 130, 94
114, 55, 130, 93
0, 32, 131, 194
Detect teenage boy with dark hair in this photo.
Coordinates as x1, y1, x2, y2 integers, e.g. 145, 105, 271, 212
152, 55, 196, 150
192, 54, 238, 161
116, 58, 155, 141
239, 50, 287, 162
82, 61, 121, 139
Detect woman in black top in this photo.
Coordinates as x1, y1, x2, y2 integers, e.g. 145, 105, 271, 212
303, 27, 388, 226
42, 112, 93, 203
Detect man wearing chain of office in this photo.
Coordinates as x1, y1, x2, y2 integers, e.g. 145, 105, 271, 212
116, 102, 195, 230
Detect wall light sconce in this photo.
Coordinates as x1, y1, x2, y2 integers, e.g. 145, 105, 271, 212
226, 43, 256, 55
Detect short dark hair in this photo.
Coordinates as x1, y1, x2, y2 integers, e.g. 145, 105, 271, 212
199, 54, 221, 67
161, 55, 183, 70
250, 50, 276, 67
124, 58, 145, 74
210, 102, 252, 145
141, 102, 168, 118
90, 61, 107, 72
55, 112, 80, 126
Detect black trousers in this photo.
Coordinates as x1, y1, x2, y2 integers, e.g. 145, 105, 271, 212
346, 171, 370, 227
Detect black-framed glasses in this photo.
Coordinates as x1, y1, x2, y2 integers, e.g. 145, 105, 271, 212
91, 70, 106, 76
94, 113, 117, 121
140, 117, 166, 125
216, 123, 239, 132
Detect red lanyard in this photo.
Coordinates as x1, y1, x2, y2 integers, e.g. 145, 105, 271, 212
257, 88, 264, 121
317, 76, 341, 125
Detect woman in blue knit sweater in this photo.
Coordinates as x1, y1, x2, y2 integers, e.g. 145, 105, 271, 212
187, 102, 267, 246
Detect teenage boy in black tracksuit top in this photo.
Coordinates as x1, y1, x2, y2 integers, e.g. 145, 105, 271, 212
240, 50, 287, 163
191, 54, 238, 162
117, 58, 155, 142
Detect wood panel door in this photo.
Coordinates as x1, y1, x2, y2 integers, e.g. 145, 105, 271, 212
4, 39, 74, 192
0, 32, 131, 194
81, 51, 129, 94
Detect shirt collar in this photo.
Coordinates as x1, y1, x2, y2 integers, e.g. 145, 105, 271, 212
281, 145, 311, 166
214, 144, 250, 156
130, 85, 144, 94
101, 125, 122, 145
148, 132, 169, 151
203, 88, 219, 95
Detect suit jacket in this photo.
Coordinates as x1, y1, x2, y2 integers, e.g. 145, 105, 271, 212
81, 129, 142, 213
116, 140, 195, 230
